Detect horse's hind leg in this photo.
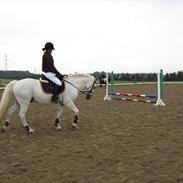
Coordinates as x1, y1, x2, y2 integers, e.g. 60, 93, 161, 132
55, 104, 64, 130
19, 102, 34, 133
1, 102, 19, 132
65, 100, 79, 128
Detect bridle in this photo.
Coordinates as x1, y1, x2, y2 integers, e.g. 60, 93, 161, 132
83, 78, 97, 99
64, 78, 97, 99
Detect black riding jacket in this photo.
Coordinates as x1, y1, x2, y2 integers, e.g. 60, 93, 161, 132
42, 51, 63, 80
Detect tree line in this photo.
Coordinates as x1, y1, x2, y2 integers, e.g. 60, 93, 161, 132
0, 70, 183, 82
0, 71, 40, 80
93, 70, 183, 82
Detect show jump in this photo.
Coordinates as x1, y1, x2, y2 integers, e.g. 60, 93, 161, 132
104, 69, 165, 106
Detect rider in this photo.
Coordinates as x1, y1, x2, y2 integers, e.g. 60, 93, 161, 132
42, 42, 63, 103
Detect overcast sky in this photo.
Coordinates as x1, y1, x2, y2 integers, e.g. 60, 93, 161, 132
0, 0, 183, 74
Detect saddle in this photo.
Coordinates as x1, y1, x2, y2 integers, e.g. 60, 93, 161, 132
39, 75, 65, 94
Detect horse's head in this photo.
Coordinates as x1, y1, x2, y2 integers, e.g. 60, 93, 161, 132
66, 74, 97, 100
83, 76, 97, 100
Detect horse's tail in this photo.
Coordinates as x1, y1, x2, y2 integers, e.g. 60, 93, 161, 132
0, 80, 17, 121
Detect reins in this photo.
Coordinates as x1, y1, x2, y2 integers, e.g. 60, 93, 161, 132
63, 79, 84, 94
63, 78, 96, 95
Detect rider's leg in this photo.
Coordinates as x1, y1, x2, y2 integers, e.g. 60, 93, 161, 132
51, 84, 61, 103
43, 73, 62, 103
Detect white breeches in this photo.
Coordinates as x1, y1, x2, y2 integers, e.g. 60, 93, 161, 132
43, 72, 62, 86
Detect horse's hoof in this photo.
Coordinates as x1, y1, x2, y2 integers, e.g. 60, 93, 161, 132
1, 128, 5, 133
57, 126, 62, 131
29, 128, 35, 134
1, 126, 6, 133
72, 123, 79, 129
25, 126, 35, 134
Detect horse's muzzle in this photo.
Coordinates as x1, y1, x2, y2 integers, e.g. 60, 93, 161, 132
85, 93, 93, 100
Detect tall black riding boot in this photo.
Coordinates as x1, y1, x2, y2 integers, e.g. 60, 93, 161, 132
51, 85, 60, 103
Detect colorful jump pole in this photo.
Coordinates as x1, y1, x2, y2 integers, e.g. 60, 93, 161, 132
110, 92, 157, 98
112, 97, 156, 104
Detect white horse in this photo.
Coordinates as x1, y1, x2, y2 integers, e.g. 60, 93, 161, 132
0, 73, 96, 133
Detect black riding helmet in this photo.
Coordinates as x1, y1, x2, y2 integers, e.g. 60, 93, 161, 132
42, 42, 55, 51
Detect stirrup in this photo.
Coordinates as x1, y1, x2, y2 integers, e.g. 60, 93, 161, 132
51, 95, 59, 104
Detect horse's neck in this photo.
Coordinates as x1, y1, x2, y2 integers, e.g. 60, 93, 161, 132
67, 76, 89, 90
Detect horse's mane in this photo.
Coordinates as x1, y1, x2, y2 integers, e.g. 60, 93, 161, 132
67, 73, 92, 79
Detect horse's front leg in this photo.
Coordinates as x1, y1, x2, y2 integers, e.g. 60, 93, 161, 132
55, 104, 64, 131
65, 100, 79, 128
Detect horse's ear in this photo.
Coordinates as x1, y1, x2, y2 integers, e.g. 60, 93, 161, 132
63, 74, 68, 78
